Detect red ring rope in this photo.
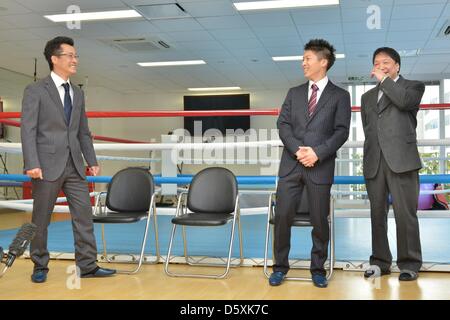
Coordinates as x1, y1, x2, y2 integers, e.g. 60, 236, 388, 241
0, 104, 449, 119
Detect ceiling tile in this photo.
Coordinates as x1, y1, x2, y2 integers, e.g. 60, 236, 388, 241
0, 0, 32, 15
291, 7, 341, 25
197, 15, 247, 29
389, 18, 437, 31
252, 26, 299, 38
209, 28, 255, 40
177, 0, 236, 17
151, 18, 204, 32
164, 30, 214, 41
243, 12, 294, 28
391, 3, 446, 19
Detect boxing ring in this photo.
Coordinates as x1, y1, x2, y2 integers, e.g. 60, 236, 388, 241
0, 105, 450, 272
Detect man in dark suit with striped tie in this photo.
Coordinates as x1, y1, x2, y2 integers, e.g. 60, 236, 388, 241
269, 39, 351, 288
21, 36, 116, 283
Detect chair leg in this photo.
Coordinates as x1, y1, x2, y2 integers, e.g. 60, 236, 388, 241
164, 215, 239, 279
183, 223, 242, 268
181, 226, 191, 265
263, 206, 273, 279
118, 199, 159, 274
237, 211, 244, 266
100, 224, 109, 262
164, 224, 179, 276
151, 201, 160, 263
99, 224, 137, 264
119, 210, 153, 274
326, 198, 335, 280
99, 200, 159, 274
99, 224, 131, 264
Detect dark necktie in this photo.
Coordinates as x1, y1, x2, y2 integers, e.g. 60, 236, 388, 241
308, 83, 319, 116
62, 83, 72, 125
377, 85, 386, 111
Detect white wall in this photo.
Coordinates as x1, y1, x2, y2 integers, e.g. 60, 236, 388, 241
93, 88, 287, 177
3, 79, 290, 184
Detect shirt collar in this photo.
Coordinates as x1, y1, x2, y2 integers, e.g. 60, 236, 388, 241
309, 76, 328, 92
51, 71, 71, 88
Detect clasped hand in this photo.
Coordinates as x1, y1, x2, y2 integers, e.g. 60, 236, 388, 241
296, 146, 318, 167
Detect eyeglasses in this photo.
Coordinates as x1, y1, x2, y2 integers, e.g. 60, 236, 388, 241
56, 53, 79, 60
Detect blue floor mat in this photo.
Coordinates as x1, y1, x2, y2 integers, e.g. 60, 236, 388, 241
0, 216, 448, 263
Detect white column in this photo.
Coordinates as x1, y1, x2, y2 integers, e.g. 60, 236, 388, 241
161, 134, 177, 195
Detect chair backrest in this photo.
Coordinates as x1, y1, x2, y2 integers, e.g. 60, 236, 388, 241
106, 167, 155, 212
187, 167, 238, 214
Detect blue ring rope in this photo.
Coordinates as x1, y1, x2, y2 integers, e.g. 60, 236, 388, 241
1, 174, 450, 185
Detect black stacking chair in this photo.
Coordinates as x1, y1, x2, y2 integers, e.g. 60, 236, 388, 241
93, 167, 159, 274
263, 187, 335, 281
164, 167, 243, 279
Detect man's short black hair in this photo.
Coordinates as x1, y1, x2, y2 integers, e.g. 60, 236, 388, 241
304, 39, 336, 71
44, 36, 74, 71
372, 47, 401, 72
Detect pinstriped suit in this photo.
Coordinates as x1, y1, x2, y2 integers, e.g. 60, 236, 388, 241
274, 80, 351, 275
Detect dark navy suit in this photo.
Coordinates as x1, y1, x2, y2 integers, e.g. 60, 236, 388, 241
274, 80, 351, 275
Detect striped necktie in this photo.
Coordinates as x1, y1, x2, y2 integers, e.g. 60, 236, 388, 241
308, 83, 319, 116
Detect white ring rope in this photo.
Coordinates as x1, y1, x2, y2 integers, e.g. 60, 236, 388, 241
96, 155, 161, 162
1, 138, 450, 153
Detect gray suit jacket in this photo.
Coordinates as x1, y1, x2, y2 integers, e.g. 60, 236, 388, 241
21, 75, 97, 181
361, 75, 425, 179
277, 81, 351, 184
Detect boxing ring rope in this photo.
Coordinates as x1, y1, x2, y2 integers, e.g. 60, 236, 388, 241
1, 104, 450, 271
1, 103, 450, 120
0, 173, 450, 217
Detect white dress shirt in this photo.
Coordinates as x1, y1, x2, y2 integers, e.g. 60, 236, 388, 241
308, 76, 328, 104
51, 71, 74, 107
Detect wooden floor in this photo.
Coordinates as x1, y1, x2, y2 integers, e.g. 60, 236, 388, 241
1, 259, 449, 300
1, 210, 449, 300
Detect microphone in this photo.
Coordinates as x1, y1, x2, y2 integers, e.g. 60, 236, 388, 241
4, 223, 37, 268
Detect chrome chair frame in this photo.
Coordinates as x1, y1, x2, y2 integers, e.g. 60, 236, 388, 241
164, 192, 243, 279
93, 190, 160, 275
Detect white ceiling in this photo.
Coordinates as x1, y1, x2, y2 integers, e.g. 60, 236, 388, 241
0, 0, 449, 93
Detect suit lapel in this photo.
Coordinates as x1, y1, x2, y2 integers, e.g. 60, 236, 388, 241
377, 94, 389, 113
378, 75, 405, 113
298, 83, 309, 123
307, 81, 334, 124
367, 86, 378, 114
45, 76, 66, 123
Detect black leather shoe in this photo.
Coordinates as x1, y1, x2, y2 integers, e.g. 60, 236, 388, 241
80, 266, 116, 278
31, 270, 47, 283
312, 274, 328, 288
399, 270, 418, 281
268, 271, 286, 286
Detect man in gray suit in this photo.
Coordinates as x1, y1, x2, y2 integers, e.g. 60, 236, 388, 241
269, 39, 351, 288
361, 47, 424, 281
21, 36, 116, 283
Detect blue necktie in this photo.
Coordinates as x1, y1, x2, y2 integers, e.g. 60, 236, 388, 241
62, 83, 72, 125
